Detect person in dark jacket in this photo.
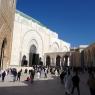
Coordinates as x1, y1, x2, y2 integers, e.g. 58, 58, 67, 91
60, 70, 66, 84
87, 73, 95, 95
12, 69, 17, 82
71, 71, 80, 95
30, 69, 35, 83
2, 71, 6, 82
17, 71, 21, 81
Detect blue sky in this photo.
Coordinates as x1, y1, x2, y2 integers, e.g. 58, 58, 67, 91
17, 0, 95, 47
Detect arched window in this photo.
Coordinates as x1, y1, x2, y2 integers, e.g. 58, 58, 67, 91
63, 46, 68, 52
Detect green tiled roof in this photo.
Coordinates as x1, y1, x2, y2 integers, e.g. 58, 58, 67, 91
16, 10, 48, 29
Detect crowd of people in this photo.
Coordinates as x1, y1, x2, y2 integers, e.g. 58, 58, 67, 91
0, 68, 22, 82
0, 66, 52, 83
60, 67, 95, 95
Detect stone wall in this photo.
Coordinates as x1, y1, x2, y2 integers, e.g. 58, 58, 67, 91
0, 0, 16, 69
83, 43, 95, 67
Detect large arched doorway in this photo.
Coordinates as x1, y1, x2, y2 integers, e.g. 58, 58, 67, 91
21, 30, 43, 65
56, 55, 61, 68
46, 55, 51, 67
0, 38, 7, 69
29, 44, 39, 66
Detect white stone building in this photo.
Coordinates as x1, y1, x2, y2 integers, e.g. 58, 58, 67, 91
10, 10, 70, 67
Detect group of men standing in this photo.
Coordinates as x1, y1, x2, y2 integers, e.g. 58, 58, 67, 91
60, 67, 95, 95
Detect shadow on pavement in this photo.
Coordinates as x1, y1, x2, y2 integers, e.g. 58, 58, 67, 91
0, 76, 65, 95
0, 75, 91, 95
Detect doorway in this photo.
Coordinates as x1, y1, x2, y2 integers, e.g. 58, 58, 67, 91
29, 44, 39, 66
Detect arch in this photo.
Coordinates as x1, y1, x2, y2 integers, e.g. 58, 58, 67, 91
29, 39, 38, 49
29, 44, 39, 66
63, 46, 68, 52
22, 29, 43, 54
0, 38, 7, 69
46, 55, 51, 67
30, 44, 37, 54
21, 29, 43, 63
51, 42, 59, 52
56, 55, 61, 67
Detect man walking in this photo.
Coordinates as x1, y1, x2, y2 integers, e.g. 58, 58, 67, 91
2, 71, 6, 82
71, 71, 80, 95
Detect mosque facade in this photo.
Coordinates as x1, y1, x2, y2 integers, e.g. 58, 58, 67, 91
10, 10, 70, 68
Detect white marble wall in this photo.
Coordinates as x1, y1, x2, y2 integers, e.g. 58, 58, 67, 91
10, 10, 70, 66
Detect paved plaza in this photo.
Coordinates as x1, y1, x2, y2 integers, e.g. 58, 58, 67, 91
0, 72, 91, 95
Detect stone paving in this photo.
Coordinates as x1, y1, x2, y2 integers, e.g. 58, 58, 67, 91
0, 72, 91, 95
